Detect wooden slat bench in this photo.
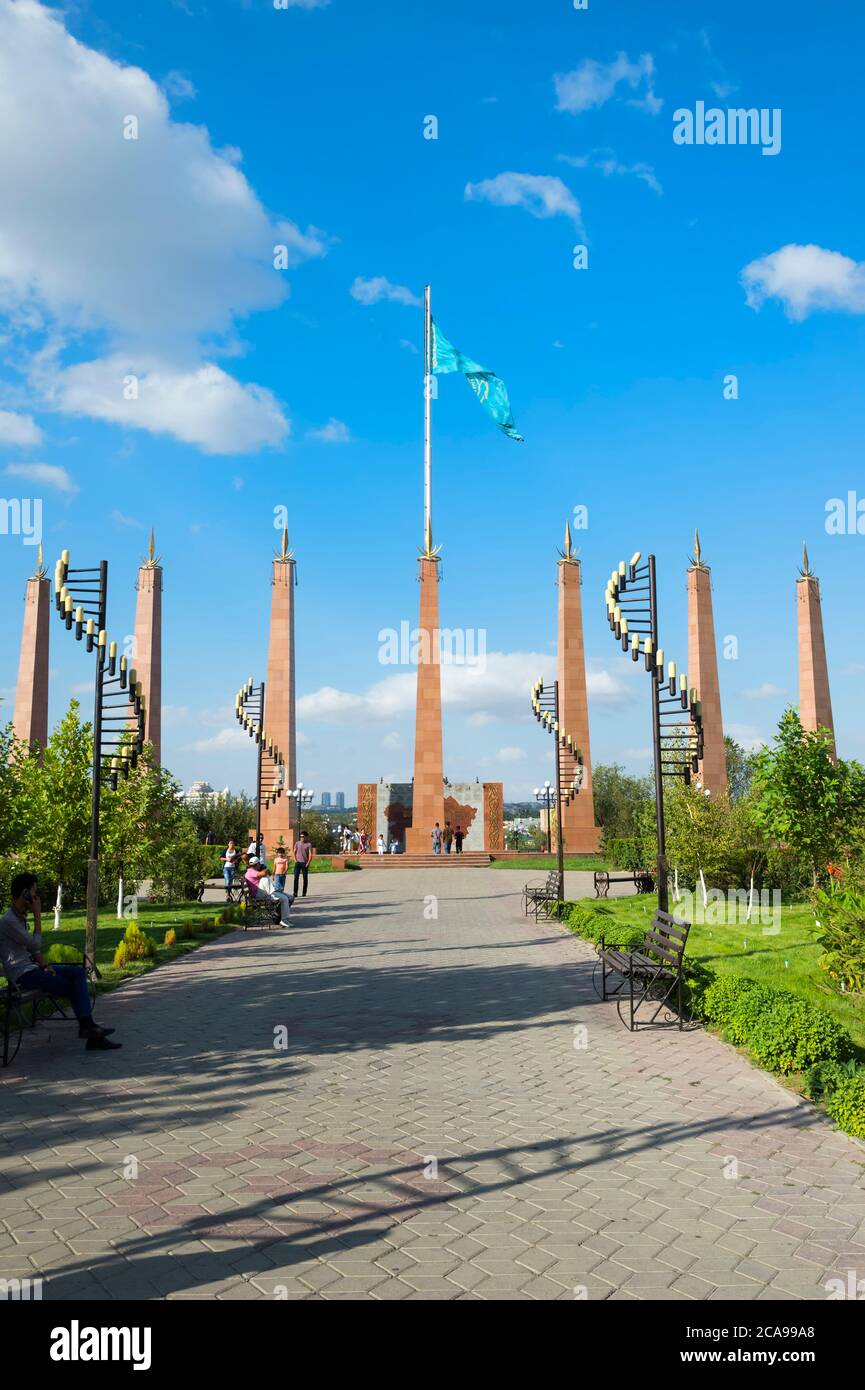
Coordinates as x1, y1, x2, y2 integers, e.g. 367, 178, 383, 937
523, 871, 560, 921
593, 869, 655, 898
594, 908, 691, 1031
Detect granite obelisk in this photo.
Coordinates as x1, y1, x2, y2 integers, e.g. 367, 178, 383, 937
13, 544, 50, 754
261, 526, 298, 851
797, 544, 835, 757
132, 530, 163, 764
557, 523, 601, 851
687, 530, 727, 796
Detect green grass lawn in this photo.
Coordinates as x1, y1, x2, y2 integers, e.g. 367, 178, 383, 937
572, 893, 865, 1051
492, 855, 611, 872
44, 902, 234, 990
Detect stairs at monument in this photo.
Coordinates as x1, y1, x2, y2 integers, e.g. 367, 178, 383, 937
354, 851, 491, 868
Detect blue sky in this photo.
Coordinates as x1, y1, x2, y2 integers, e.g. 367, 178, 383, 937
1, 0, 864, 802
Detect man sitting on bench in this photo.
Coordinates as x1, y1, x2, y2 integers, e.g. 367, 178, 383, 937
0, 874, 121, 1051
245, 857, 291, 927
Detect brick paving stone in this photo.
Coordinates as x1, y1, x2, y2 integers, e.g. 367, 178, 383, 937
1, 868, 862, 1301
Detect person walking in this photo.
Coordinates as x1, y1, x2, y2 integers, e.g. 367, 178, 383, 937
293, 830, 313, 899
443, 821, 453, 855
273, 846, 288, 893
454, 825, 464, 854
432, 823, 442, 855
222, 840, 238, 897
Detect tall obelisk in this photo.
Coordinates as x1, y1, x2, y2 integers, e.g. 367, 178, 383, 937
133, 530, 163, 765
687, 530, 727, 796
13, 544, 50, 754
797, 544, 835, 757
405, 520, 445, 852
261, 526, 298, 851
557, 523, 601, 851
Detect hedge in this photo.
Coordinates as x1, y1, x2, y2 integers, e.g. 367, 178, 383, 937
556, 899, 864, 1140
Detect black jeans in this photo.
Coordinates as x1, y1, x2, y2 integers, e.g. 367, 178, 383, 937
293, 863, 309, 897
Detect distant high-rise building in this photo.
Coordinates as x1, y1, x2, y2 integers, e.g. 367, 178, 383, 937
321, 792, 332, 808
335, 792, 345, 809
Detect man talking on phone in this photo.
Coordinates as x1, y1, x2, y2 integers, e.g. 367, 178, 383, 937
0, 873, 121, 1051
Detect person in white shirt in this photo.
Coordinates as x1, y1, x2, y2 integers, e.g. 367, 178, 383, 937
376, 834, 385, 855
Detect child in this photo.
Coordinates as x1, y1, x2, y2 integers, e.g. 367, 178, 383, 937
273, 847, 288, 893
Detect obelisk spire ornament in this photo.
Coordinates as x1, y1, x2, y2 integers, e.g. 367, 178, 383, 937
796, 541, 835, 756
687, 528, 726, 796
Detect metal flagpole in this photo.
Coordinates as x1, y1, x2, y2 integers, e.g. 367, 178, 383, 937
423, 284, 432, 541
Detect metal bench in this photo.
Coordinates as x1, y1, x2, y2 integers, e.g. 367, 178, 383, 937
594, 908, 691, 1031
2, 947, 99, 1068
240, 884, 284, 932
593, 868, 655, 898
523, 871, 560, 921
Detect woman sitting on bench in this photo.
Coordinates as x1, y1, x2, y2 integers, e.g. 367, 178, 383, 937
0, 874, 121, 1051
244, 857, 291, 928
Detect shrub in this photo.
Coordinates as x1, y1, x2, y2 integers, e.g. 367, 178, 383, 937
747, 995, 851, 1073
804, 1057, 859, 1101
164, 928, 177, 947
702, 976, 773, 1045
44, 943, 82, 965
565, 902, 643, 949
601, 837, 645, 871
824, 1072, 865, 1139
119, 922, 156, 962
814, 887, 865, 995
113, 941, 129, 969
182, 922, 195, 940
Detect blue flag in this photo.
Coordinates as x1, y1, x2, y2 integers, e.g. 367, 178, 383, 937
431, 320, 524, 442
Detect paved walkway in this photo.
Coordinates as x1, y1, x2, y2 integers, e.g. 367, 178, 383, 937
2, 870, 863, 1301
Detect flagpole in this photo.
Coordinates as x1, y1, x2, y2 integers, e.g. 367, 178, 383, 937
423, 284, 432, 544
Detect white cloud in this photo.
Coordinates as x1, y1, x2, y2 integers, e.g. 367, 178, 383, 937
162, 70, 196, 101
4, 461, 77, 494
41, 355, 288, 455
381, 731, 403, 751
741, 244, 865, 320
110, 509, 145, 529
179, 726, 249, 754
496, 746, 526, 763
741, 682, 786, 700
350, 276, 421, 308
554, 52, 661, 116
0, 1, 324, 451
560, 149, 662, 195
297, 652, 634, 725
306, 417, 351, 443
0, 410, 41, 446
465, 173, 583, 232
726, 723, 769, 753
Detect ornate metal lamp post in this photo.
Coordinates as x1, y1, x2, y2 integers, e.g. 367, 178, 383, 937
234, 678, 285, 858
603, 551, 704, 913
53, 549, 145, 960
287, 783, 315, 838
529, 679, 584, 903
533, 781, 555, 854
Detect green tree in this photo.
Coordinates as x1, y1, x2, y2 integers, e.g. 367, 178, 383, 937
0, 722, 30, 860
101, 750, 209, 904
20, 701, 92, 925
724, 736, 756, 801
185, 791, 255, 846
592, 763, 653, 838
752, 709, 865, 886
